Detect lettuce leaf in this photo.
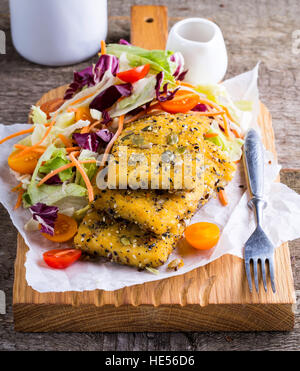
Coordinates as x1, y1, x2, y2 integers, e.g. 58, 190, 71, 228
30, 105, 48, 125
75, 150, 98, 188
205, 121, 244, 162
106, 44, 175, 85
39, 148, 73, 182
109, 75, 157, 117
23, 183, 87, 208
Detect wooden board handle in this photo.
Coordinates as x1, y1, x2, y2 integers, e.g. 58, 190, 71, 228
131, 5, 168, 49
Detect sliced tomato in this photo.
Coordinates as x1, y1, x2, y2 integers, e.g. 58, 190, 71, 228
117, 64, 150, 83
185, 222, 220, 250
39, 98, 65, 119
43, 248, 82, 269
8, 149, 41, 174
159, 89, 199, 114
41, 214, 78, 243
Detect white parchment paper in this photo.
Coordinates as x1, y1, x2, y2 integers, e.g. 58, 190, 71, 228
1, 64, 300, 292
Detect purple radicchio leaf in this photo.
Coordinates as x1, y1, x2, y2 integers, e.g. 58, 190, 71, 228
29, 203, 58, 236
89, 83, 133, 112
177, 69, 188, 81
169, 52, 188, 81
72, 132, 100, 152
170, 52, 184, 78
94, 54, 119, 84
191, 103, 208, 112
155, 72, 180, 102
119, 39, 131, 45
96, 129, 114, 143
44, 174, 63, 185
64, 65, 95, 100
101, 110, 112, 125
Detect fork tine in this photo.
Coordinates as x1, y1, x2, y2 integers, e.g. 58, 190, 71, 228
268, 256, 276, 293
260, 259, 267, 292
245, 259, 253, 292
253, 259, 259, 293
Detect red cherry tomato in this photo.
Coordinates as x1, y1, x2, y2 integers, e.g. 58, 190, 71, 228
43, 248, 82, 269
117, 64, 150, 83
159, 90, 200, 114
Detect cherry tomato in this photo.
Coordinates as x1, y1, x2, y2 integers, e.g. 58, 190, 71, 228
185, 222, 220, 250
41, 214, 78, 243
39, 98, 65, 119
117, 64, 150, 83
43, 248, 82, 269
74, 106, 93, 122
8, 149, 41, 174
159, 89, 199, 114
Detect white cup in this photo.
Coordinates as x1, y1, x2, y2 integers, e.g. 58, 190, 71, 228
9, 0, 107, 66
166, 18, 228, 84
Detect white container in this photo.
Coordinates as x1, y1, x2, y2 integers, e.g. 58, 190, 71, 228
9, 0, 107, 66
166, 18, 228, 84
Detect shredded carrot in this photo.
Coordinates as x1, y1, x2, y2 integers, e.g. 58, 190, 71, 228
69, 152, 94, 202
0, 127, 34, 145
204, 132, 219, 138
14, 188, 24, 210
218, 189, 228, 206
80, 125, 91, 134
65, 146, 81, 153
37, 159, 97, 187
15, 114, 58, 158
14, 144, 46, 154
190, 110, 225, 117
11, 183, 22, 192
231, 128, 243, 139
58, 134, 72, 147
100, 115, 124, 167
69, 92, 95, 107
221, 105, 236, 123
87, 120, 101, 132
124, 111, 146, 124
221, 113, 231, 138
176, 81, 197, 89
101, 40, 106, 55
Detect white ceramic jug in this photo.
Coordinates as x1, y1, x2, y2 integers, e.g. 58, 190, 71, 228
167, 18, 228, 84
9, 0, 107, 66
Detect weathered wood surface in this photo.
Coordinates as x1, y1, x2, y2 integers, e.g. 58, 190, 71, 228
0, 0, 300, 350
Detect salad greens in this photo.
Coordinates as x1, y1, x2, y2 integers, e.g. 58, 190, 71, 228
2, 41, 253, 234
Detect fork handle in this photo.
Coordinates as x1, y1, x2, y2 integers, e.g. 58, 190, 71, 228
243, 129, 265, 225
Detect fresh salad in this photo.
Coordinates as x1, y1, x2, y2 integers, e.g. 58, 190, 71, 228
0, 40, 249, 269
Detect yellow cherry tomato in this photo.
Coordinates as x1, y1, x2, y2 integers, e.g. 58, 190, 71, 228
184, 222, 220, 250
8, 149, 41, 174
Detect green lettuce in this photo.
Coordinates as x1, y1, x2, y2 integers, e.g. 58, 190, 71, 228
205, 121, 244, 162
39, 148, 73, 182
106, 44, 175, 85
109, 75, 157, 117
75, 150, 98, 187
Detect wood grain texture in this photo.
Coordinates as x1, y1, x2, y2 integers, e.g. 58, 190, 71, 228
11, 5, 295, 333
1, 0, 300, 350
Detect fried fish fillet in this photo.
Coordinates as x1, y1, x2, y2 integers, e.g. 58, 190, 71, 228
105, 113, 211, 190
74, 210, 184, 268
93, 140, 236, 235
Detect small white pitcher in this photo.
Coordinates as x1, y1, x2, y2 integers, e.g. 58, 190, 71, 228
9, 0, 107, 66
167, 18, 228, 84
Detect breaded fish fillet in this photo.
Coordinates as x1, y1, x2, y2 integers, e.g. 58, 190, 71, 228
93, 140, 236, 235
105, 113, 211, 190
74, 210, 184, 268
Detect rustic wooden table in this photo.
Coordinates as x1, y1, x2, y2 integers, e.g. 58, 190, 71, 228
0, 0, 299, 350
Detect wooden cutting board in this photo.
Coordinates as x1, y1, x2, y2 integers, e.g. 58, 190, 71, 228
13, 5, 296, 332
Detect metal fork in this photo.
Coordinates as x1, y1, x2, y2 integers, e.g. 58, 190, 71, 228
243, 129, 276, 293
